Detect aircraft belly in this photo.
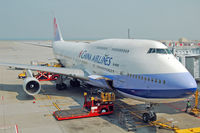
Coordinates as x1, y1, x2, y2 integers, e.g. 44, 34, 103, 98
117, 88, 195, 99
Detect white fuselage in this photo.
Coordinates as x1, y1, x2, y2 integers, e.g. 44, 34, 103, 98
52, 39, 197, 102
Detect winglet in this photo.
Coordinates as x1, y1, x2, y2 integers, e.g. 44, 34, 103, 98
53, 17, 63, 41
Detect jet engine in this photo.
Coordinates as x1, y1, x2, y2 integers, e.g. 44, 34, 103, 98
23, 77, 41, 95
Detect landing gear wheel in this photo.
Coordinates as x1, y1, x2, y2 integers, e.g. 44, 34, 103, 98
150, 112, 157, 121
143, 113, 150, 123
144, 103, 157, 122
70, 79, 80, 87
56, 83, 67, 90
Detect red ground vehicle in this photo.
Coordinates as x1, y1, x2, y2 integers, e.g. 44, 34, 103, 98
35, 71, 60, 81
53, 92, 115, 121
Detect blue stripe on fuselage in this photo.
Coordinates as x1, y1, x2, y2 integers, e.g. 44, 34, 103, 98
117, 88, 196, 98
102, 72, 197, 98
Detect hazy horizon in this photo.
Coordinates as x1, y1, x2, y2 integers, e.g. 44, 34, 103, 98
0, 0, 200, 41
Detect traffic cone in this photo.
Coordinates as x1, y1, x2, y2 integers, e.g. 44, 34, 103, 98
33, 97, 36, 103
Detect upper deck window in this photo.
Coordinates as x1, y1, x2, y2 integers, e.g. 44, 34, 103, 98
112, 48, 129, 53
147, 48, 172, 54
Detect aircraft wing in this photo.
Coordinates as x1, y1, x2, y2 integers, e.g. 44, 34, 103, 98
0, 62, 114, 89
24, 41, 52, 48
0, 62, 88, 80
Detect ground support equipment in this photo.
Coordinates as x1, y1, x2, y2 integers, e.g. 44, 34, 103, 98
35, 71, 60, 81
53, 91, 115, 121
190, 90, 200, 117
150, 119, 200, 133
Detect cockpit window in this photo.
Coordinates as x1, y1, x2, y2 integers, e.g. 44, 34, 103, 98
147, 48, 172, 54
151, 48, 156, 53
156, 49, 166, 54
166, 49, 172, 54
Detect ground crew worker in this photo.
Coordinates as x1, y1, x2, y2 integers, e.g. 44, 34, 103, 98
185, 100, 191, 112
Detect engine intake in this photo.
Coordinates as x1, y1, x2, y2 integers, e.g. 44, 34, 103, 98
23, 77, 41, 95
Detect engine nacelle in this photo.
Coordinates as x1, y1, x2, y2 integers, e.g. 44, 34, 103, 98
23, 77, 41, 95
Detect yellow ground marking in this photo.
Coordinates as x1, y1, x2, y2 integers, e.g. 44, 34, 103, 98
36, 90, 62, 111
52, 102, 61, 111
44, 114, 53, 117
39, 103, 70, 107
35, 96, 67, 101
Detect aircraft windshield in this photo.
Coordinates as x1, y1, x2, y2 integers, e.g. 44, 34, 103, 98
147, 48, 172, 54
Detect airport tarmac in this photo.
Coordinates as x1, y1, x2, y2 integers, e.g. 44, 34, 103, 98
0, 41, 200, 133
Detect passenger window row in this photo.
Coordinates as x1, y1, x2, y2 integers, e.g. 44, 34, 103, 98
147, 48, 172, 54
127, 73, 166, 84
96, 46, 108, 50
112, 48, 129, 53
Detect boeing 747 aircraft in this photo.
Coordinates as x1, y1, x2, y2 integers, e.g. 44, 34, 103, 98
0, 17, 197, 122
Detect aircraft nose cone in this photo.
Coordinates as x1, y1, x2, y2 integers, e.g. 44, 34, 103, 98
173, 72, 197, 97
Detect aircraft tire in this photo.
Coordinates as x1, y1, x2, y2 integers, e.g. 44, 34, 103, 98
70, 80, 80, 87
150, 112, 157, 121
56, 84, 61, 90
56, 83, 67, 90
143, 113, 150, 123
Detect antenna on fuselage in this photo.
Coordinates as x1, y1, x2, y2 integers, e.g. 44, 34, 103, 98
128, 28, 133, 39
128, 28, 130, 39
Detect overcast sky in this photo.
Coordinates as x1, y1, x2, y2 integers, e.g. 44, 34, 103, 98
0, 0, 199, 40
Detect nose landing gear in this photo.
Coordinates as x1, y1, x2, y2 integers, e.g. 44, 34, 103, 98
142, 103, 157, 123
